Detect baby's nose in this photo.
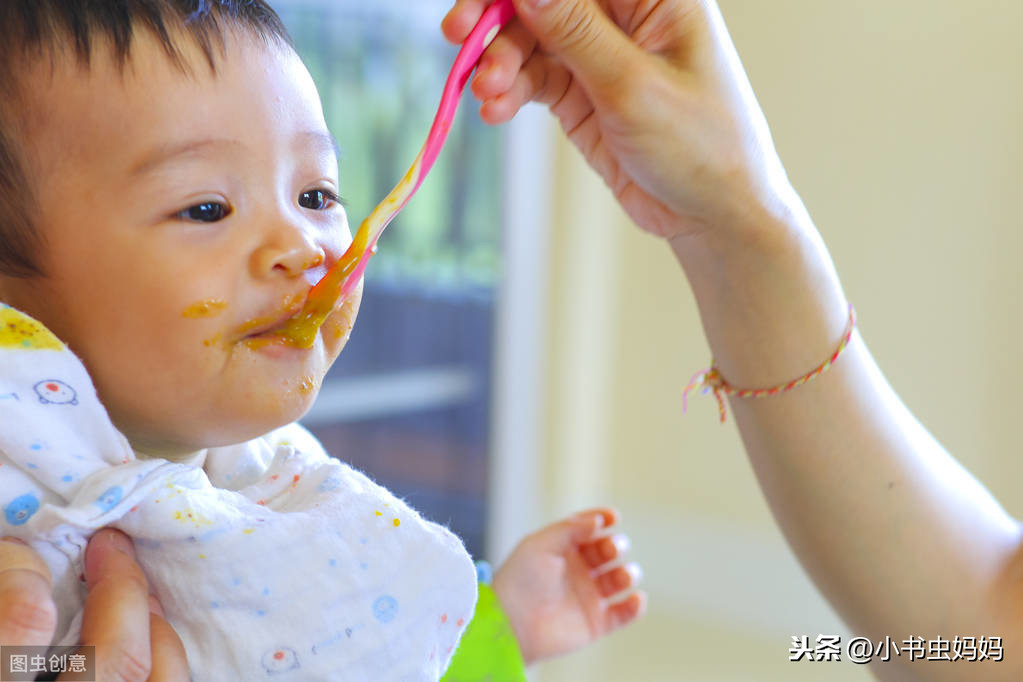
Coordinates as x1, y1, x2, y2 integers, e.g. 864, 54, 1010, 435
251, 227, 325, 279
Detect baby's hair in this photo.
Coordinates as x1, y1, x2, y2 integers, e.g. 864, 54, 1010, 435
0, 0, 294, 279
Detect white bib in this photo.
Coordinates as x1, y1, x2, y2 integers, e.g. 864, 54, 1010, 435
0, 303, 477, 681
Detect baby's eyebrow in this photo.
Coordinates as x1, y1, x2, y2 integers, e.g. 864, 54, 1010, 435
129, 138, 244, 177
128, 131, 340, 177
298, 130, 342, 163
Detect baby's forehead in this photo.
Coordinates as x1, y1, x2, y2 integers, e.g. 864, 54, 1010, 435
11, 36, 280, 194
2, 1, 294, 136
0, 1, 292, 71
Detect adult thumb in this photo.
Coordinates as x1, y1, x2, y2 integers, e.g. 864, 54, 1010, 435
512, 0, 642, 95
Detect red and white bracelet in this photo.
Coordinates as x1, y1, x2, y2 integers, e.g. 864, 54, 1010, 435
682, 304, 857, 423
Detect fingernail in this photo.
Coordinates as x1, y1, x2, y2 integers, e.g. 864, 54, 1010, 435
612, 534, 630, 554
85, 532, 134, 588
105, 530, 136, 557
626, 562, 643, 584
90, 529, 135, 561
522, 0, 554, 9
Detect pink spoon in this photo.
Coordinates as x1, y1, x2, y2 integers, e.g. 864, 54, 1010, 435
275, 0, 517, 348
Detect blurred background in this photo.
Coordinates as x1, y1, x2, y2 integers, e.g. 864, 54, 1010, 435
275, 0, 1023, 679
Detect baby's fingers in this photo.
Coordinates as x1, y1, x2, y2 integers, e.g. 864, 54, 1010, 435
580, 531, 629, 570
605, 591, 647, 631
595, 562, 642, 599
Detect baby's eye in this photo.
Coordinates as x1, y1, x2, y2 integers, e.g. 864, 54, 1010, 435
175, 202, 231, 223
298, 189, 340, 211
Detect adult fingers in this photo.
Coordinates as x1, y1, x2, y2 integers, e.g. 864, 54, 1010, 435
0, 537, 57, 646
80, 529, 153, 682
441, 0, 491, 44
59, 605, 188, 682
471, 19, 538, 101
477, 50, 570, 123
510, 0, 645, 97
146, 596, 189, 682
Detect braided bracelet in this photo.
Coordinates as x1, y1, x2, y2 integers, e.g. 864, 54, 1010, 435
682, 304, 857, 423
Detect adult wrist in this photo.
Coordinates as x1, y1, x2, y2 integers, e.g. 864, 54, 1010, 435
669, 194, 850, 390
669, 183, 815, 282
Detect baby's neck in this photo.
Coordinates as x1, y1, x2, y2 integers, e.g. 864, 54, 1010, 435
132, 443, 207, 467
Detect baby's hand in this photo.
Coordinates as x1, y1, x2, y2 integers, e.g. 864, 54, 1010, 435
492, 508, 645, 664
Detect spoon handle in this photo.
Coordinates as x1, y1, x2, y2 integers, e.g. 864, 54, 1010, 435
331, 0, 516, 301
289, 1, 517, 347
420, 0, 517, 181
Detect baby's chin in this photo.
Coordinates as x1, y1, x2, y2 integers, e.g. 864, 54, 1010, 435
115, 295, 357, 459
118, 387, 323, 460
201, 389, 322, 448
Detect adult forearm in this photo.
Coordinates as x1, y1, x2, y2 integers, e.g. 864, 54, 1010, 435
671, 200, 1023, 680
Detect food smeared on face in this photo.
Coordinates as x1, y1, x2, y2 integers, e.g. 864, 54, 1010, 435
296, 376, 316, 395
182, 299, 228, 318
233, 293, 307, 351
269, 225, 369, 349
267, 148, 427, 349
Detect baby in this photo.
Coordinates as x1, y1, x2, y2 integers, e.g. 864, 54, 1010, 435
0, 1, 642, 679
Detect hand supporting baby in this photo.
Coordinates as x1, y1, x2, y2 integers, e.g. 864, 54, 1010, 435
0, 530, 188, 681
2, 509, 642, 680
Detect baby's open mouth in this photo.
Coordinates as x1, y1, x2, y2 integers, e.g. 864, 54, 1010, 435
238, 295, 307, 343
246, 313, 300, 339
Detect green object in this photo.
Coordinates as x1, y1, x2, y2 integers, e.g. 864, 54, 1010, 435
441, 582, 527, 682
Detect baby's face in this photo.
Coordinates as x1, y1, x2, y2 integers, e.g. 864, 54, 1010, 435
1, 29, 359, 456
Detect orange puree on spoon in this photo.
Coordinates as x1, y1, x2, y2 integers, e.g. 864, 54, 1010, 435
271, 154, 417, 349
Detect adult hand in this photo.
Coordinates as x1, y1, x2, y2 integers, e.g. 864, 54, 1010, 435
0, 530, 189, 681
0, 536, 57, 647
443, 0, 795, 245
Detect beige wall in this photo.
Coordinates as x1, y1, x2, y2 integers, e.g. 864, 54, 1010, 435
527, 1, 1023, 680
